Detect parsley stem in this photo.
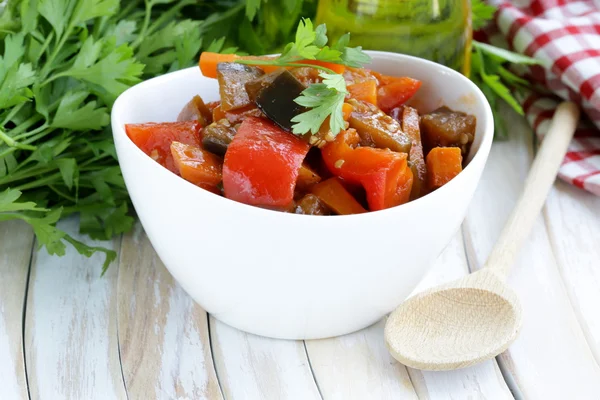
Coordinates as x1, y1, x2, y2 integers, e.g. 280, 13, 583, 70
41, 24, 75, 80
0, 129, 36, 150
146, 0, 196, 37
13, 172, 62, 191
49, 185, 77, 203
0, 166, 56, 185
132, 1, 154, 49
11, 118, 46, 139
0, 128, 55, 159
1, 104, 25, 126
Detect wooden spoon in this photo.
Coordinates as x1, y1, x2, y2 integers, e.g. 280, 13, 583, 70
384, 101, 580, 371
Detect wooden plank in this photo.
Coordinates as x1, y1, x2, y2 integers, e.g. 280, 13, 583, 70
462, 109, 600, 398
407, 234, 514, 400
544, 181, 600, 361
305, 234, 511, 400
210, 316, 321, 400
24, 217, 127, 399
305, 320, 417, 400
0, 220, 33, 400
118, 222, 222, 400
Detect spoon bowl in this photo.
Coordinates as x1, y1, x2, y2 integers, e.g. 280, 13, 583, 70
385, 269, 522, 370
384, 101, 580, 370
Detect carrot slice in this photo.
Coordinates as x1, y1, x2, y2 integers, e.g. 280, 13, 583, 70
426, 147, 463, 190
342, 103, 354, 121
170, 141, 223, 188
296, 163, 322, 191
311, 178, 366, 215
347, 80, 378, 105
377, 76, 422, 113
199, 53, 238, 78
199, 52, 345, 78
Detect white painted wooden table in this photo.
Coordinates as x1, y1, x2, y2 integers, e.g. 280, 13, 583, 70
2, 109, 600, 400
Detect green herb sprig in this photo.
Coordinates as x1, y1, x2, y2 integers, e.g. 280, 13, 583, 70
0, 0, 236, 273
469, 0, 544, 138
238, 18, 371, 136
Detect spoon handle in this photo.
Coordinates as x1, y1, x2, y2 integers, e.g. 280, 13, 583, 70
484, 101, 580, 279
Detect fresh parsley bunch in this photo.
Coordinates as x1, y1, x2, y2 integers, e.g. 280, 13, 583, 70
0, 0, 223, 272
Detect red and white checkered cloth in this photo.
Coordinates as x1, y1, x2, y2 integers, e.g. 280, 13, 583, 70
479, 0, 600, 196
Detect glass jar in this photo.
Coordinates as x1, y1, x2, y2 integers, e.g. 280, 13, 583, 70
316, 0, 472, 75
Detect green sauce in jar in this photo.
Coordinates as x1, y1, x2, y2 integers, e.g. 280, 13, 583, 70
316, 0, 472, 74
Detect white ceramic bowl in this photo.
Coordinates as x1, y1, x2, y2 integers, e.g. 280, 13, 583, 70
112, 51, 494, 340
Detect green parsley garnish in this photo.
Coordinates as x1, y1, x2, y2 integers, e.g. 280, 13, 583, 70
237, 18, 371, 137
469, 1, 544, 139
0, 0, 224, 273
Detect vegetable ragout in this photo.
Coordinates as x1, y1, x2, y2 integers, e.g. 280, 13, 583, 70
125, 21, 476, 215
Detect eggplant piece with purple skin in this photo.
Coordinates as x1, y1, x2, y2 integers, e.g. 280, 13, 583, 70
247, 70, 308, 132
202, 119, 238, 157
177, 95, 213, 126
217, 63, 264, 111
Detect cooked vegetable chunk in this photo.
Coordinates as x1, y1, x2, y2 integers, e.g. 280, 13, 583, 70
296, 163, 322, 191
223, 117, 310, 208
291, 67, 323, 86
426, 147, 463, 190
126, 121, 201, 173
199, 52, 238, 78
170, 142, 223, 189
177, 95, 213, 126
295, 194, 330, 215
245, 69, 284, 103
347, 80, 377, 105
200, 53, 345, 78
421, 107, 476, 155
217, 63, 264, 111
377, 76, 422, 114
212, 104, 263, 125
347, 99, 411, 154
401, 106, 427, 199
311, 178, 366, 215
321, 129, 412, 211
253, 70, 308, 132
202, 119, 237, 156
308, 103, 354, 148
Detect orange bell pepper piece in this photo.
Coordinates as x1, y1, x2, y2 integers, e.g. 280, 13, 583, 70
377, 76, 422, 114
347, 80, 378, 105
426, 147, 463, 190
321, 129, 412, 211
170, 142, 223, 190
311, 178, 366, 215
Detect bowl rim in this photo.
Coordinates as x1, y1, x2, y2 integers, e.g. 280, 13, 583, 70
112, 50, 494, 220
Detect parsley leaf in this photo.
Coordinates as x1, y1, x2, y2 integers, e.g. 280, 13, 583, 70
471, 41, 542, 138
238, 18, 370, 137
245, 0, 262, 21
292, 72, 347, 135
57, 39, 144, 101
51, 91, 110, 130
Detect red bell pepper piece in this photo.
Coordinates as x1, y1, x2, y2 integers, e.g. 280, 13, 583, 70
377, 76, 422, 114
322, 129, 413, 211
223, 117, 310, 208
170, 142, 223, 190
126, 121, 202, 173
